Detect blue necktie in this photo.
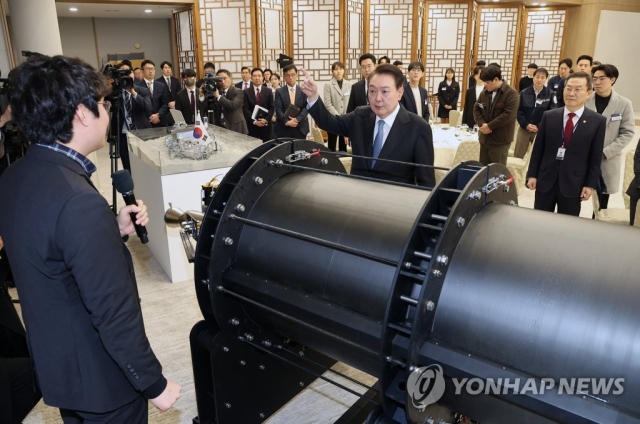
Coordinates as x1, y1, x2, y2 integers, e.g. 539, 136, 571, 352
372, 120, 385, 168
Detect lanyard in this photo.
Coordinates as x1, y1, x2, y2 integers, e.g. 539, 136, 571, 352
562, 118, 579, 148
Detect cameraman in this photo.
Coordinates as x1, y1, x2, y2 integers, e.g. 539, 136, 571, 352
0, 55, 180, 422
110, 60, 152, 172
211, 69, 248, 134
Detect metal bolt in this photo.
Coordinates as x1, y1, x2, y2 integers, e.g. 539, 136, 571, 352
263, 340, 272, 348
210, 234, 215, 238
320, 158, 329, 165
274, 159, 284, 167
225, 403, 232, 409
259, 413, 265, 419
416, 402, 426, 412
404, 262, 412, 269
254, 176, 263, 185
432, 269, 442, 277
240, 360, 246, 366
224, 237, 234, 246
299, 382, 304, 387
468, 190, 481, 200
230, 318, 240, 325
386, 356, 393, 363
426, 301, 435, 311
223, 346, 229, 352
457, 217, 465, 228
236, 204, 246, 212
259, 364, 266, 370
245, 333, 254, 341
298, 350, 305, 356
503, 185, 510, 193
437, 255, 449, 266
201, 279, 209, 285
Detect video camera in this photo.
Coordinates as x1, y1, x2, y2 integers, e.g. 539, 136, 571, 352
102, 63, 134, 91
201, 71, 223, 100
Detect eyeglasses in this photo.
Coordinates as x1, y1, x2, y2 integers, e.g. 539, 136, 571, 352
592, 76, 610, 82
98, 100, 111, 113
563, 87, 585, 94
143, 67, 155, 71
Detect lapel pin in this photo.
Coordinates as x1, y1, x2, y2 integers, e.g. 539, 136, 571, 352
583, 120, 587, 123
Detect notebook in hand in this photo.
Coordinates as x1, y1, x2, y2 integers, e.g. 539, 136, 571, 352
285, 103, 300, 118
252, 105, 269, 121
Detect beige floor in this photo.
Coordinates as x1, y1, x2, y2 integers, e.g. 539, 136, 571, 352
15, 125, 640, 423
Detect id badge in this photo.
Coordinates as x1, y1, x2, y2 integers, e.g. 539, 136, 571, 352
611, 113, 622, 121
126, 116, 133, 128
535, 99, 544, 105
344, 90, 350, 96
556, 147, 566, 160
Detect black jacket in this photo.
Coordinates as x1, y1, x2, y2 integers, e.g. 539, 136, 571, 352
437, 80, 460, 118
626, 138, 640, 200
517, 85, 556, 129
175, 87, 209, 125
0, 146, 165, 412
462, 85, 482, 128
156, 76, 181, 102
110, 86, 152, 134
527, 107, 606, 197
134, 79, 170, 127
274, 85, 309, 139
400, 83, 429, 122
346, 79, 368, 113
244, 85, 275, 142
309, 100, 435, 187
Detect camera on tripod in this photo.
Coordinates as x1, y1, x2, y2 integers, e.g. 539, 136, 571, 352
201, 72, 223, 100
102, 64, 134, 91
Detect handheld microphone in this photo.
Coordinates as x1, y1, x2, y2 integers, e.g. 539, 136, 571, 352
112, 170, 149, 244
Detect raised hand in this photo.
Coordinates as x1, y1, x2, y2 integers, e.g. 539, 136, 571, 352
298, 68, 319, 102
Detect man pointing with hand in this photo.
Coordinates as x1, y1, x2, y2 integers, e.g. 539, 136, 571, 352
299, 65, 435, 187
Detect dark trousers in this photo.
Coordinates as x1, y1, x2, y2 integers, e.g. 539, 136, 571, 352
0, 358, 41, 424
249, 124, 273, 143
599, 193, 610, 209
118, 131, 131, 173
479, 143, 509, 166
631, 198, 638, 226
60, 394, 148, 424
327, 132, 346, 152
534, 179, 581, 216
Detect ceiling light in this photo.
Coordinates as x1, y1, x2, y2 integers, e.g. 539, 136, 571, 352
492, 0, 499, 2
69, 7, 78, 11
540, 3, 546, 5
532, 2, 539, 5
145, 9, 152, 13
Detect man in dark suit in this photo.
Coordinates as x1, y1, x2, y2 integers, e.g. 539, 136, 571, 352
157, 61, 182, 108
400, 61, 429, 122
274, 64, 309, 139
0, 55, 180, 422
527, 71, 606, 216
212, 69, 248, 134
243, 68, 274, 142
300, 64, 435, 187
463, 66, 484, 128
135, 59, 170, 127
468, 60, 485, 89
175, 69, 208, 125
346, 53, 376, 113
235, 66, 253, 91
112, 61, 152, 172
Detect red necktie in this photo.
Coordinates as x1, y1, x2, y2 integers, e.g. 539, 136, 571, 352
244, 82, 248, 90
256, 88, 260, 103
563, 112, 576, 146
190, 90, 196, 119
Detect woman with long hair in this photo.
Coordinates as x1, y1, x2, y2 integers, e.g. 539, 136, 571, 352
437, 68, 460, 123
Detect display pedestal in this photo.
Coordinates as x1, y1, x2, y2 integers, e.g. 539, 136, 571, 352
127, 126, 262, 283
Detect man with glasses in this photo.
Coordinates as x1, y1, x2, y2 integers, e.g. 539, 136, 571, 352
347, 53, 376, 113
135, 60, 170, 127
400, 61, 429, 122
585, 64, 635, 212
0, 55, 181, 423
556, 55, 592, 108
112, 61, 152, 171
527, 71, 606, 216
274, 65, 309, 139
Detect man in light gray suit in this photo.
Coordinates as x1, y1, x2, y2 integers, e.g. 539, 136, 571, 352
212, 69, 248, 135
323, 61, 351, 152
585, 64, 635, 210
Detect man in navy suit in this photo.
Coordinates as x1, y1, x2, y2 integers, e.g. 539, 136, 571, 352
135, 59, 170, 127
400, 61, 429, 122
0, 54, 180, 422
527, 71, 606, 216
274, 65, 309, 139
156, 61, 182, 109
300, 64, 435, 187
347, 53, 376, 113
235, 66, 253, 91
243, 68, 274, 142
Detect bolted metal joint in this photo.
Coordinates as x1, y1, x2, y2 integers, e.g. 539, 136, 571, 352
426, 300, 435, 311
229, 318, 240, 325
457, 217, 465, 228
223, 237, 234, 246
235, 204, 246, 213
437, 255, 449, 266
254, 176, 264, 185
320, 158, 329, 166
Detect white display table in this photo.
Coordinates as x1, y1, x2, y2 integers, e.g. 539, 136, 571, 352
127, 126, 262, 283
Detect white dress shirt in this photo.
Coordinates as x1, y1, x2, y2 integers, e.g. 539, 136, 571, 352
563, 106, 584, 129
372, 103, 401, 151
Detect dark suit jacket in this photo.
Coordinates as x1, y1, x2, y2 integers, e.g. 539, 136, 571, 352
626, 139, 640, 200
274, 85, 309, 139
156, 76, 181, 102
235, 80, 253, 91
400, 83, 429, 122
0, 146, 165, 412
309, 100, 435, 187
437, 80, 460, 118
346, 79, 368, 113
110, 87, 152, 135
134, 79, 170, 127
462, 85, 481, 128
243, 85, 275, 142
527, 107, 606, 197
517, 85, 556, 129
175, 87, 208, 125
215, 86, 248, 134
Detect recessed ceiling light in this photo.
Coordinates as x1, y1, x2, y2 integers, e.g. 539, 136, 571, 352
532, 2, 539, 5
540, 3, 546, 5
492, 0, 499, 2
145, 9, 152, 13
69, 7, 78, 11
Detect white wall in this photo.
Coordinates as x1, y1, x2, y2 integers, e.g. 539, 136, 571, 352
58, 17, 173, 71
594, 11, 640, 112
0, 15, 12, 78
